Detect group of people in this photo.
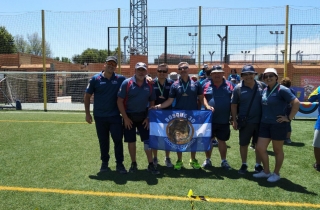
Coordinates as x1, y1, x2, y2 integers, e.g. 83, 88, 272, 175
84, 55, 319, 183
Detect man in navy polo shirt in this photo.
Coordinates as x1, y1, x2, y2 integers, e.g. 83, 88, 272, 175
117, 62, 159, 175
231, 65, 265, 174
153, 62, 204, 170
202, 65, 234, 170
84, 56, 127, 174
152, 63, 174, 167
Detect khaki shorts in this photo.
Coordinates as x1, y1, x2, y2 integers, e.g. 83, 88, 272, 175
313, 129, 320, 148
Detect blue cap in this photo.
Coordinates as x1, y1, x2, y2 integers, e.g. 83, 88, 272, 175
241, 65, 257, 74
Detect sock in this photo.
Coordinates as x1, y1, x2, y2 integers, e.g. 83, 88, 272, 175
242, 162, 247, 166
255, 163, 261, 167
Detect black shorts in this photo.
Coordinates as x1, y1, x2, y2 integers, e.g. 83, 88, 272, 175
123, 121, 149, 143
259, 122, 287, 141
211, 123, 230, 141
239, 123, 259, 146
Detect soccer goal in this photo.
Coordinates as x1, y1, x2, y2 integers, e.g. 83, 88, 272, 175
0, 71, 98, 111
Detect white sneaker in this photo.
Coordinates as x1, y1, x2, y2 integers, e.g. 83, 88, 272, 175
201, 159, 212, 168
164, 158, 173, 167
253, 171, 271, 178
267, 173, 281, 182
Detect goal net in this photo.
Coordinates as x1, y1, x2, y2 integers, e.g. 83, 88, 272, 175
0, 71, 98, 111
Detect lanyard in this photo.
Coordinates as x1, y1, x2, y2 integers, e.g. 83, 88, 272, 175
180, 79, 189, 94
266, 83, 279, 99
157, 79, 166, 97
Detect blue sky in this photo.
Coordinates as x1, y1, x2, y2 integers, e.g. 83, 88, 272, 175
1, 1, 320, 63
1, 0, 320, 12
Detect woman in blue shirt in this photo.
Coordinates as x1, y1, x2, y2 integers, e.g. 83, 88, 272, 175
253, 68, 300, 182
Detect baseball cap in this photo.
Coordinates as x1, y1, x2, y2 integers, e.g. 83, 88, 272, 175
241, 65, 257, 75
105, 56, 118, 64
210, 65, 224, 73
135, 62, 147, 70
169, 72, 178, 80
203, 64, 208, 68
264, 68, 278, 76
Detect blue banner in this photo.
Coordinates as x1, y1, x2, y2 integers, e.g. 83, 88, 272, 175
149, 110, 212, 152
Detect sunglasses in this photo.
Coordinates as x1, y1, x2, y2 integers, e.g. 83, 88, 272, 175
106, 61, 117, 67
263, 74, 275, 79
178, 66, 189, 70
157, 70, 168, 73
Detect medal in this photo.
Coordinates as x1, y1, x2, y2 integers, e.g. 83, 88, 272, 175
159, 96, 165, 99
182, 93, 188, 96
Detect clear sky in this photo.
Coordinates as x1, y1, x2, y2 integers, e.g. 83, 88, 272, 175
1, 1, 320, 63
1, 0, 320, 13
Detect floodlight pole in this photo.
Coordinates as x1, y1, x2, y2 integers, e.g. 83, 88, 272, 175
241, 51, 250, 64
270, 31, 284, 64
188, 32, 198, 59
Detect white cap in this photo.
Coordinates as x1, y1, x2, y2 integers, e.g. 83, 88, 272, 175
204, 64, 208, 68
264, 68, 278, 76
135, 62, 147, 70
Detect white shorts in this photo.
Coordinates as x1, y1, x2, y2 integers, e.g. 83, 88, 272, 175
313, 129, 320, 148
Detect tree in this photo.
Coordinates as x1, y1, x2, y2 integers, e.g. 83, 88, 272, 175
72, 48, 111, 64
26, 32, 52, 57
0, 26, 15, 54
14, 34, 28, 53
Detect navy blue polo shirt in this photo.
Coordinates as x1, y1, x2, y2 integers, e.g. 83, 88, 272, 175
231, 80, 266, 123
152, 78, 174, 109
118, 75, 156, 113
169, 77, 203, 110
86, 71, 125, 117
261, 83, 296, 124
203, 79, 234, 124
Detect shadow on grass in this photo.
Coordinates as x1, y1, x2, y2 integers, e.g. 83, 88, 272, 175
242, 172, 318, 196
284, 142, 305, 147
88, 165, 244, 185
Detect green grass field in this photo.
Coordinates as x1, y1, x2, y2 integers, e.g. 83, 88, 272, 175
0, 111, 319, 210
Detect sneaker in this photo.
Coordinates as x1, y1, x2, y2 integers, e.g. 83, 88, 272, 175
212, 139, 218, 146
221, 160, 231, 170
285, 138, 292, 144
129, 163, 138, 173
253, 171, 271, 178
313, 163, 320, 172
100, 162, 109, 172
153, 157, 159, 166
201, 159, 212, 168
238, 164, 248, 174
189, 159, 201, 169
254, 164, 264, 173
250, 143, 255, 150
116, 164, 127, 174
174, 160, 184, 170
147, 164, 160, 175
164, 158, 173, 167
267, 173, 281, 182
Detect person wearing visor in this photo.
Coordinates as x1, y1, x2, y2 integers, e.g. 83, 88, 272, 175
152, 63, 174, 167
202, 65, 234, 170
84, 56, 127, 174
231, 65, 265, 174
152, 62, 204, 170
253, 68, 299, 182
117, 62, 159, 175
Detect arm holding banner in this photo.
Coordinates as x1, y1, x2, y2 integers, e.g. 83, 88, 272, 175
203, 96, 214, 112
152, 98, 174, 109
